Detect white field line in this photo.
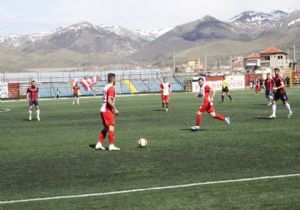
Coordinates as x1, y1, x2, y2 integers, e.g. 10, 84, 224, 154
1, 173, 299, 205
0, 108, 10, 113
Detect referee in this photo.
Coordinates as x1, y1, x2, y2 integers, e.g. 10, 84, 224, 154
221, 75, 233, 103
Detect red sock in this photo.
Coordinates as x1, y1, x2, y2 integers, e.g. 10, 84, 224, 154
166, 102, 169, 108
108, 131, 115, 145
98, 129, 107, 143
214, 113, 225, 121
196, 114, 201, 126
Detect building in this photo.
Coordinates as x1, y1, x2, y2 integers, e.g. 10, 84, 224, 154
244, 53, 261, 71
244, 47, 290, 71
187, 58, 201, 68
260, 47, 289, 70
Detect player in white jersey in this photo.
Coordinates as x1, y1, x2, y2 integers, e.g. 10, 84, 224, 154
160, 77, 171, 112
95, 73, 120, 151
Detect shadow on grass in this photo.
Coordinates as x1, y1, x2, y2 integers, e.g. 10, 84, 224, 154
253, 117, 273, 120
89, 144, 96, 149
152, 109, 164, 112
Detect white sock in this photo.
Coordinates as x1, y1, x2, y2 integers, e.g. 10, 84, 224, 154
285, 103, 292, 113
36, 109, 40, 118
272, 104, 276, 116
72, 99, 75, 105
77, 98, 80, 104
29, 110, 32, 117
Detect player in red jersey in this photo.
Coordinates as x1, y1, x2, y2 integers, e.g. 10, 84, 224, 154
95, 73, 120, 151
191, 78, 230, 130
255, 78, 261, 94
160, 78, 171, 112
26, 81, 40, 121
269, 68, 293, 119
72, 83, 80, 105
265, 73, 274, 106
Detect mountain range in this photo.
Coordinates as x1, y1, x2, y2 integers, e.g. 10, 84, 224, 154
0, 9, 299, 71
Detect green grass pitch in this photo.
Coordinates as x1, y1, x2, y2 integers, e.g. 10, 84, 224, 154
0, 89, 299, 209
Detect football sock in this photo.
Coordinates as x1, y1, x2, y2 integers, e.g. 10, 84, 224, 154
228, 95, 232, 101
36, 109, 40, 118
77, 98, 80, 105
108, 131, 115, 145
29, 110, 32, 117
222, 96, 224, 102
196, 114, 201, 126
99, 129, 107, 143
272, 104, 277, 115
162, 103, 165, 108
166, 102, 169, 108
285, 103, 292, 113
214, 113, 225, 121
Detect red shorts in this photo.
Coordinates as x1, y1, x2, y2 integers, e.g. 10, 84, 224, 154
161, 95, 169, 102
101, 111, 115, 126
199, 102, 215, 113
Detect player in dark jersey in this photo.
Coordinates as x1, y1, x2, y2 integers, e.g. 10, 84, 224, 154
269, 68, 293, 119
72, 83, 80, 105
264, 73, 274, 106
27, 81, 40, 121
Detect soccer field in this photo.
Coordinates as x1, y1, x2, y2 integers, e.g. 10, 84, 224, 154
0, 89, 300, 209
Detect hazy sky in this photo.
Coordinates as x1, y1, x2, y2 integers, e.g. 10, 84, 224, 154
0, 0, 299, 35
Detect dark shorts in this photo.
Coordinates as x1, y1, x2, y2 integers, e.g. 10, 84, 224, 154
222, 87, 229, 93
29, 100, 39, 107
265, 90, 273, 98
274, 92, 288, 102
73, 94, 79, 98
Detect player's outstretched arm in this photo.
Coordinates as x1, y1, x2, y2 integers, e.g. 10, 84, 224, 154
211, 88, 216, 102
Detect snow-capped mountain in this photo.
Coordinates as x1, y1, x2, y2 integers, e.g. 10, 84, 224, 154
231, 9, 297, 22
0, 22, 169, 49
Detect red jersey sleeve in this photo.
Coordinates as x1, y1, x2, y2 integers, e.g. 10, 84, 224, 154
107, 86, 115, 98
160, 84, 163, 89
27, 88, 30, 93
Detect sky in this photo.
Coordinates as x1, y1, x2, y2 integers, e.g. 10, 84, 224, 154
0, 0, 299, 35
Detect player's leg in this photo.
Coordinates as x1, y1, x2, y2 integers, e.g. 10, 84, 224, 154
95, 126, 108, 150
35, 104, 40, 121
161, 95, 165, 109
210, 105, 230, 125
165, 96, 169, 112
282, 95, 292, 118
108, 125, 120, 151
191, 109, 203, 130
227, 91, 232, 102
28, 103, 33, 121
72, 96, 76, 105
269, 99, 277, 118
221, 91, 225, 102
77, 96, 80, 105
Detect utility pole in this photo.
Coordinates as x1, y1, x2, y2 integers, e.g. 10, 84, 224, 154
205, 55, 207, 75
293, 44, 296, 63
173, 50, 176, 73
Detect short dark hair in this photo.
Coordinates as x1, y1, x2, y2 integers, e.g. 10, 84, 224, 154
31, 80, 35, 83
108, 73, 116, 82
198, 77, 204, 82
274, 68, 280, 72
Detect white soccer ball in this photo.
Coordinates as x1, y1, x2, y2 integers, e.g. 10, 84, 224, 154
138, 138, 148, 148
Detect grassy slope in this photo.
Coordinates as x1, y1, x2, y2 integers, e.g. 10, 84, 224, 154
0, 89, 299, 209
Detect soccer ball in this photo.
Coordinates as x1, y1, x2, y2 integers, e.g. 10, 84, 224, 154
138, 138, 148, 148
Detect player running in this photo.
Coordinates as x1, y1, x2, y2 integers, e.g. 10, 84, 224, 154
160, 78, 171, 112
269, 68, 293, 119
191, 78, 230, 130
72, 83, 80, 105
95, 73, 120, 151
221, 75, 232, 103
265, 73, 274, 106
255, 78, 261, 94
27, 80, 40, 121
